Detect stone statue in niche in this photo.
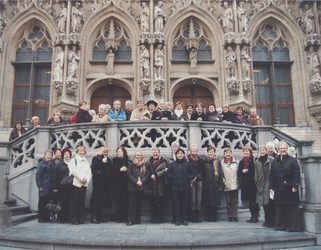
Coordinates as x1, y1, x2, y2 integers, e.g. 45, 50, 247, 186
57, 3, 67, 33
306, 46, 321, 80
226, 46, 237, 78
241, 48, 251, 79
237, 1, 248, 33
154, 44, 164, 79
139, 44, 150, 79
106, 49, 115, 75
71, 2, 84, 33
141, 2, 150, 33
53, 46, 64, 81
301, 4, 314, 35
67, 46, 80, 80
154, 1, 166, 33
189, 48, 198, 74
222, 1, 234, 33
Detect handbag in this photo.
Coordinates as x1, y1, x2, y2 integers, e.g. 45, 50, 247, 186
60, 158, 76, 188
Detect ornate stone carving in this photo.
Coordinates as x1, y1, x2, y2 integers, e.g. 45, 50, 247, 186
181, 0, 191, 8
309, 80, 321, 94
223, 32, 237, 45
226, 46, 237, 79
304, 33, 321, 47
55, 33, 66, 45
71, 2, 85, 33
66, 79, 79, 95
154, 44, 164, 79
52, 80, 63, 96
53, 46, 64, 82
306, 46, 321, 81
153, 79, 165, 97
189, 48, 197, 75
138, 33, 152, 44
154, 1, 166, 33
227, 79, 240, 95
139, 79, 151, 92
221, 1, 234, 33
56, 3, 67, 34
298, 4, 315, 35
60, 108, 77, 123
242, 80, 252, 95
67, 32, 81, 46
139, 44, 150, 79
106, 49, 115, 75
238, 33, 250, 45
140, 2, 149, 33
106, 18, 119, 51
241, 47, 251, 80
152, 32, 165, 44
185, 19, 199, 50
237, 1, 248, 33
67, 46, 80, 80
0, 14, 7, 39
12, 7, 19, 15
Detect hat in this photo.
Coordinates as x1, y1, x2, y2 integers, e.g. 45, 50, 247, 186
147, 100, 158, 108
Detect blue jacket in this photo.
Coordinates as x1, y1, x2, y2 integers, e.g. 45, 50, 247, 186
108, 108, 126, 121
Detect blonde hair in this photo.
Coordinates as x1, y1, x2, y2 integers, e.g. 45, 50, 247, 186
97, 146, 108, 156
133, 149, 144, 160
189, 144, 198, 151
222, 104, 229, 109
76, 146, 87, 154
30, 116, 40, 124
243, 145, 253, 156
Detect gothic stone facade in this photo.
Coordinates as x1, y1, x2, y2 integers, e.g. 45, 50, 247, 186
1, 0, 321, 129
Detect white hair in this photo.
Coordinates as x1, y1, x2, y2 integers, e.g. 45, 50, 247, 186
89, 110, 96, 116
278, 141, 289, 149
266, 141, 275, 149
99, 104, 106, 111
113, 100, 121, 105
105, 104, 111, 109
166, 101, 173, 107
250, 107, 257, 112
125, 100, 133, 106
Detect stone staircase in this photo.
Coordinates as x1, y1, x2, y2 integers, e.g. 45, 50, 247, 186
4, 198, 38, 226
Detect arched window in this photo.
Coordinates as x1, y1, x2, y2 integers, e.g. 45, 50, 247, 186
252, 25, 294, 126
172, 40, 189, 61
12, 26, 52, 126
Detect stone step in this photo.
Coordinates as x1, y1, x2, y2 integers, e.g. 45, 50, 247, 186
4, 199, 16, 207
8, 206, 31, 216
11, 213, 38, 226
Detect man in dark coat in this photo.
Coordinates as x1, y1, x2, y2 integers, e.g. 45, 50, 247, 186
269, 141, 301, 231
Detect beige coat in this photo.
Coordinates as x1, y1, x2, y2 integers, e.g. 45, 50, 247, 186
130, 108, 151, 121
92, 113, 108, 123
221, 158, 239, 191
69, 154, 92, 188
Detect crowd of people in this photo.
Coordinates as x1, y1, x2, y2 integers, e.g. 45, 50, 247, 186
9, 99, 264, 141
35, 141, 302, 232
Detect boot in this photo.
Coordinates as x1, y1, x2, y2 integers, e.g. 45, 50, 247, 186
195, 210, 201, 223
91, 211, 100, 224
190, 210, 196, 223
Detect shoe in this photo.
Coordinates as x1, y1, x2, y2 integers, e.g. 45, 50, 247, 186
247, 217, 254, 223
72, 222, 79, 225
252, 217, 259, 223
233, 217, 238, 222
228, 217, 233, 222
175, 221, 180, 226
78, 220, 85, 224
183, 220, 188, 226
127, 222, 135, 226
262, 221, 267, 227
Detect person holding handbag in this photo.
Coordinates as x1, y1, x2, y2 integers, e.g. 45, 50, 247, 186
68, 146, 92, 225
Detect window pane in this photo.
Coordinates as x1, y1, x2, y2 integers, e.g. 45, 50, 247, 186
255, 86, 271, 103
34, 86, 50, 104
14, 87, 30, 104
261, 25, 277, 41
35, 108, 48, 125
16, 67, 31, 85
92, 40, 108, 61
252, 40, 268, 61
276, 86, 292, 104
198, 39, 212, 60
35, 66, 51, 85
254, 66, 270, 84
115, 40, 132, 61
172, 40, 189, 61
14, 108, 28, 125
272, 41, 290, 61
16, 42, 33, 62
36, 42, 52, 61
278, 107, 292, 125
275, 67, 290, 84
258, 107, 271, 125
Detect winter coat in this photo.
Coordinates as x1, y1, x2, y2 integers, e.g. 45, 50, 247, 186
53, 160, 70, 202
187, 155, 205, 181
36, 158, 55, 197
235, 114, 251, 125
222, 111, 236, 123
237, 156, 257, 202
127, 160, 151, 195
254, 154, 274, 206
165, 158, 195, 191
46, 117, 67, 126
70, 113, 77, 124
68, 154, 92, 188
108, 108, 126, 121
112, 156, 130, 201
151, 109, 173, 120
125, 110, 132, 121
75, 109, 92, 123
206, 112, 222, 122
269, 154, 300, 206
130, 108, 151, 121
221, 157, 239, 191
202, 157, 223, 206
92, 114, 108, 123
191, 112, 207, 121
250, 115, 264, 126
91, 155, 113, 187
148, 157, 167, 197
171, 111, 189, 121
9, 127, 27, 141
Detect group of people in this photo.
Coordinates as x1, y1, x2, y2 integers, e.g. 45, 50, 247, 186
35, 140, 301, 232
10, 99, 264, 141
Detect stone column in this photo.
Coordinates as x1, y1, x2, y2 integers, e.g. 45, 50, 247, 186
0, 157, 11, 233
299, 154, 321, 234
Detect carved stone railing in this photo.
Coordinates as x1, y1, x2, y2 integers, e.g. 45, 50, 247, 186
0, 121, 314, 211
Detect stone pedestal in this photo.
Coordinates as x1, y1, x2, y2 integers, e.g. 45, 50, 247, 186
0, 157, 11, 232
299, 154, 321, 234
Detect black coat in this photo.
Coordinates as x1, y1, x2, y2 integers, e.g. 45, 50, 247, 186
148, 157, 167, 197
171, 111, 189, 121
187, 155, 205, 181
237, 156, 257, 202
152, 109, 173, 120
46, 117, 67, 126
269, 154, 300, 205
191, 112, 207, 121
165, 158, 195, 191
53, 160, 70, 202
222, 111, 236, 123
76, 109, 92, 123
206, 112, 222, 122
9, 127, 27, 141
235, 114, 251, 125
127, 161, 151, 195
202, 158, 223, 207
91, 155, 113, 187
35, 158, 55, 197
112, 156, 130, 201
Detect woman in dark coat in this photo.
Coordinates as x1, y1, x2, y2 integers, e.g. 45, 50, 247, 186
53, 148, 62, 166
206, 104, 222, 122
76, 101, 92, 123
9, 121, 27, 141
90, 146, 112, 223
188, 144, 205, 223
35, 150, 55, 223
269, 141, 301, 232
53, 148, 72, 223
254, 145, 275, 227
222, 104, 236, 123
112, 146, 130, 223
171, 101, 189, 121
235, 106, 251, 125
127, 149, 150, 226
237, 145, 259, 223
149, 147, 167, 223
203, 146, 223, 222
191, 102, 207, 121
165, 148, 195, 226
152, 100, 172, 120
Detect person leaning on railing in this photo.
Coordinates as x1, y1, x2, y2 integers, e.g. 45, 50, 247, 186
151, 99, 172, 120
171, 101, 189, 121
46, 109, 66, 126
221, 104, 236, 123
125, 100, 133, 121
9, 121, 27, 141
130, 99, 151, 121
75, 101, 92, 124
249, 108, 264, 126
108, 100, 126, 121
29, 116, 41, 130
235, 106, 251, 125
206, 103, 222, 122
92, 104, 108, 123
191, 102, 207, 121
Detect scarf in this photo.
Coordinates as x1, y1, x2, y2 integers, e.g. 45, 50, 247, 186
243, 156, 250, 169
207, 155, 219, 181
175, 109, 183, 118
133, 158, 146, 177
224, 157, 233, 164
189, 154, 199, 162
